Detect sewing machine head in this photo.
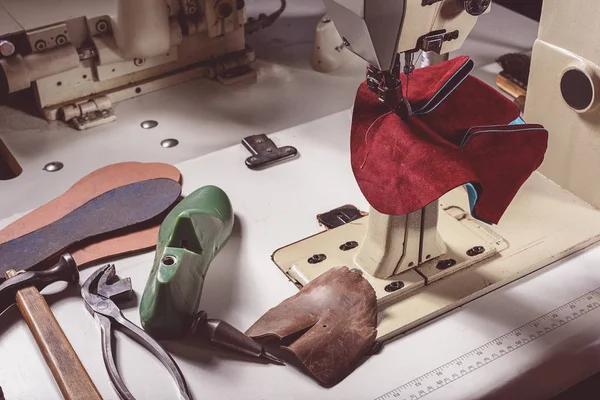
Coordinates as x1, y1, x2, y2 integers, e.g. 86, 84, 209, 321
323, 0, 491, 119
322, 0, 491, 72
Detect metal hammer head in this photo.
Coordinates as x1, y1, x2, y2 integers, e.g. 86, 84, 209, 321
0, 253, 79, 315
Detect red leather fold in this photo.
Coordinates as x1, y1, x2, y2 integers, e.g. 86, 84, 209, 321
418, 74, 523, 144
351, 56, 548, 224
461, 124, 547, 223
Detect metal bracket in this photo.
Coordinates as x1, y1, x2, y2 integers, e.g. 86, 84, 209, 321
70, 109, 116, 130
418, 30, 459, 53
242, 134, 297, 170
58, 97, 115, 130
316, 205, 366, 229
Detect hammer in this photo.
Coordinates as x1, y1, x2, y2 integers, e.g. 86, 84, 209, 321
0, 254, 101, 400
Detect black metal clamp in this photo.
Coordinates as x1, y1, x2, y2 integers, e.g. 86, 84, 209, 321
242, 134, 298, 170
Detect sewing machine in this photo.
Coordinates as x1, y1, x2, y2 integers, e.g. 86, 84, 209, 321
0, 0, 257, 130
272, 0, 600, 342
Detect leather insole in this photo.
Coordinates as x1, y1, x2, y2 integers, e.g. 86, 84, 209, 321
72, 226, 158, 268
0, 179, 181, 277
0, 162, 181, 269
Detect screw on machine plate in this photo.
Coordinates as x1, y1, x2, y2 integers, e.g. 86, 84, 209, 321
161, 139, 179, 148
467, 246, 485, 257
55, 35, 67, 46
307, 254, 327, 264
43, 162, 63, 172
34, 40, 46, 51
384, 281, 405, 293
436, 259, 457, 270
370, 341, 383, 355
141, 120, 158, 129
339, 241, 359, 251
95, 19, 109, 33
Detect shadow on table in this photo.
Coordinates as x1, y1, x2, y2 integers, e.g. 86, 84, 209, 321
0, 279, 82, 339
0, 88, 39, 118
481, 325, 600, 400
246, 15, 322, 71
376, 247, 600, 400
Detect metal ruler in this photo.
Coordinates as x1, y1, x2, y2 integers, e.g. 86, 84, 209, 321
375, 287, 600, 400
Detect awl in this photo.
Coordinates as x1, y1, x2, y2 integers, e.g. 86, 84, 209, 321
192, 311, 284, 365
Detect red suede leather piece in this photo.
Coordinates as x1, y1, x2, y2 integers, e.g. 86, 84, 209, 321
350, 57, 548, 224
462, 124, 548, 223
351, 87, 477, 215
418, 76, 522, 144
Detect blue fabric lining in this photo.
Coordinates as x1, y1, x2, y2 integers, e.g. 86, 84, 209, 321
510, 116, 526, 125
465, 183, 481, 222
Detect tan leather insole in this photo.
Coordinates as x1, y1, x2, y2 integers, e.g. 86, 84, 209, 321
0, 162, 181, 268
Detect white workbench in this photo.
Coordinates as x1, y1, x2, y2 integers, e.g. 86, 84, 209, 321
3, 2, 598, 400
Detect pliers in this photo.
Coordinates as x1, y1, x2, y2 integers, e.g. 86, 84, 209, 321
82, 264, 192, 400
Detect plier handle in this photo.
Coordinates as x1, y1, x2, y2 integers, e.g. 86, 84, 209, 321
82, 264, 192, 400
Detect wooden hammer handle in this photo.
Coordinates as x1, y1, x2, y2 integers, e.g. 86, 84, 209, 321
15, 286, 102, 400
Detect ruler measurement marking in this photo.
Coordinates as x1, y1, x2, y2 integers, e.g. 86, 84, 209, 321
375, 287, 600, 400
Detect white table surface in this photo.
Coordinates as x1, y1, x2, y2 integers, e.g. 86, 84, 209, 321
4, 3, 596, 400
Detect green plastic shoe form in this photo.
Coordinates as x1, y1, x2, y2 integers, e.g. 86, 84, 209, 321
140, 185, 234, 339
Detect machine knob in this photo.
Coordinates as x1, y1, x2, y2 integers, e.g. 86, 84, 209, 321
462, 0, 491, 16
